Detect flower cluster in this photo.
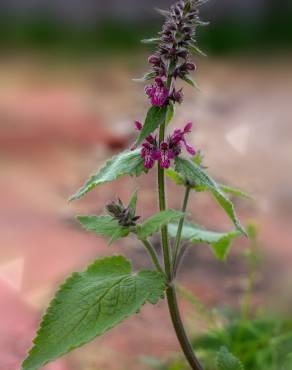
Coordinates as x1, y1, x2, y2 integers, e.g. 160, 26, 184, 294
145, 77, 169, 107
135, 0, 205, 170
148, 0, 201, 74
106, 199, 140, 227
135, 121, 196, 169
145, 0, 205, 96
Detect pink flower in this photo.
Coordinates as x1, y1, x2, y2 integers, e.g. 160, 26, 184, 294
145, 77, 169, 107
134, 121, 143, 131
134, 121, 196, 170
159, 142, 175, 169
170, 123, 196, 156
134, 121, 159, 169
141, 138, 160, 169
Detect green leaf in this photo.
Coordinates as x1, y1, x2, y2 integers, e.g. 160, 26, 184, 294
133, 71, 157, 82
193, 150, 204, 166
135, 106, 168, 147
189, 42, 207, 57
22, 256, 166, 370
77, 216, 129, 244
168, 221, 241, 260
141, 37, 160, 44
69, 150, 144, 201
166, 167, 250, 201
174, 157, 246, 235
128, 190, 138, 214
166, 101, 175, 125
217, 347, 245, 370
219, 184, 252, 200
137, 210, 184, 240
182, 74, 201, 91
165, 168, 185, 185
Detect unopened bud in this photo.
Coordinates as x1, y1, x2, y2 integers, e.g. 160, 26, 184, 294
148, 55, 161, 65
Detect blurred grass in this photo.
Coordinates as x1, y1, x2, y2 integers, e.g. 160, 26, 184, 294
0, 11, 291, 57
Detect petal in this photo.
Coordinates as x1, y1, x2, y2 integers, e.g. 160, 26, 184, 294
186, 143, 196, 156
184, 122, 193, 133
134, 121, 143, 131
160, 158, 171, 169
167, 150, 176, 160
152, 149, 161, 160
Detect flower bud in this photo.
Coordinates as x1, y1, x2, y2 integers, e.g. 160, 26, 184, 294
148, 55, 161, 65
186, 62, 196, 71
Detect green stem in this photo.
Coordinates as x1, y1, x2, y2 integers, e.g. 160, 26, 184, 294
158, 121, 172, 281
172, 186, 191, 270
141, 239, 164, 275
158, 119, 203, 370
158, 60, 203, 370
167, 285, 204, 370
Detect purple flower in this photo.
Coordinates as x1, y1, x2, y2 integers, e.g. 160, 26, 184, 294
134, 120, 143, 131
156, 123, 196, 169
141, 137, 160, 169
170, 122, 196, 156
134, 121, 160, 169
159, 142, 175, 169
134, 121, 196, 170
145, 77, 169, 107
170, 88, 184, 104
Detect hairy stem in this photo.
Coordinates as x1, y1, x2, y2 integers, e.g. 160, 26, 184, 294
158, 115, 203, 370
172, 186, 191, 270
158, 121, 172, 281
141, 239, 164, 275
167, 285, 204, 370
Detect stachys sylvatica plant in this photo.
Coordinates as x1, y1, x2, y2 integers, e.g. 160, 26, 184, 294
22, 1, 249, 370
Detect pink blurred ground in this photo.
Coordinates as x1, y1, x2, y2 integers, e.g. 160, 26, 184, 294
0, 56, 291, 370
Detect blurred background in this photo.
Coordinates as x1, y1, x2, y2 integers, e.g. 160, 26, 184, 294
0, 0, 292, 369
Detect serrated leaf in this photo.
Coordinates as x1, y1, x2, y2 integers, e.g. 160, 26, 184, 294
137, 210, 184, 240
217, 347, 245, 370
168, 221, 241, 260
182, 74, 201, 91
135, 106, 168, 147
141, 37, 160, 45
70, 150, 144, 201
133, 71, 157, 82
175, 157, 246, 235
22, 256, 166, 370
77, 215, 129, 244
166, 167, 250, 201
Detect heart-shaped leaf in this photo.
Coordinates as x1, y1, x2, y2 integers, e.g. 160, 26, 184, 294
22, 256, 165, 370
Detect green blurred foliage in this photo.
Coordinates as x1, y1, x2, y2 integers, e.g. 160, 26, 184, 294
0, 11, 291, 56
143, 223, 292, 370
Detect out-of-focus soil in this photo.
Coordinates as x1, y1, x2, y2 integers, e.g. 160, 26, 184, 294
0, 56, 291, 370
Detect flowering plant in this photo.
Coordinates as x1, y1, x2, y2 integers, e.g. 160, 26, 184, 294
22, 1, 248, 370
